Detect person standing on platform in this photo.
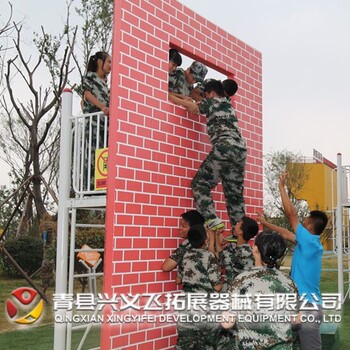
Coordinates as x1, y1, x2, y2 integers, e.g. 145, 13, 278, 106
82, 51, 111, 190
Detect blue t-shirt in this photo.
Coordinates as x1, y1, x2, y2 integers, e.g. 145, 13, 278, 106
291, 223, 323, 304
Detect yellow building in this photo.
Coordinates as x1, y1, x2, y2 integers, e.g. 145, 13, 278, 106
296, 160, 337, 211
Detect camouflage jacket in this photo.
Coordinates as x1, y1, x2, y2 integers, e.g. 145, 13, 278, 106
83, 71, 110, 114
195, 78, 215, 96
169, 239, 191, 265
228, 267, 298, 350
168, 68, 193, 96
198, 97, 246, 150
180, 248, 221, 293
219, 243, 254, 284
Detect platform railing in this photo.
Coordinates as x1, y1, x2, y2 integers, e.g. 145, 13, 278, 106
71, 111, 108, 196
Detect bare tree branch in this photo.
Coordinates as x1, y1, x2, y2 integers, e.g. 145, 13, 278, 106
0, 0, 113, 235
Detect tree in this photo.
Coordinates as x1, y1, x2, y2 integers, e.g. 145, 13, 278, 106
0, 21, 76, 235
0, 3, 14, 82
0, 2, 14, 39
264, 150, 310, 228
0, 0, 114, 236
69, 0, 114, 97
75, 0, 113, 65
0, 185, 20, 235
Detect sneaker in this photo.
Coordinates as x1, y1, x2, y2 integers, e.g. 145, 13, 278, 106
205, 218, 225, 231
224, 235, 237, 243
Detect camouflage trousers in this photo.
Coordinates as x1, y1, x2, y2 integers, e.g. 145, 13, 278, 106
175, 320, 232, 349
191, 142, 246, 227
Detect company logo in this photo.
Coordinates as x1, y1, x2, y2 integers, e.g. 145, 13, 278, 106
5, 287, 44, 324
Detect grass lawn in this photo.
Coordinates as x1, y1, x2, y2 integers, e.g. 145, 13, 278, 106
0, 273, 55, 333
1, 253, 350, 349
0, 324, 101, 350
0, 272, 101, 349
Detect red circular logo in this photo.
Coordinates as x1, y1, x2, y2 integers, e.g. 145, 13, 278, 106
5, 287, 44, 324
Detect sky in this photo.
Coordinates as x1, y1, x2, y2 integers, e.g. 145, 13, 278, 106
1, 0, 350, 186
180, 0, 350, 165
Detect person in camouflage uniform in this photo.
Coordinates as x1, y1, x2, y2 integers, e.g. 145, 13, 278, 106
169, 61, 208, 110
161, 210, 204, 274
188, 79, 246, 230
82, 51, 111, 190
222, 231, 299, 350
83, 51, 111, 115
169, 48, 182, 73
192, 78, 238, 102
175, 224, 222, 349
177, 225, 222, 293
216, 216, 259, 291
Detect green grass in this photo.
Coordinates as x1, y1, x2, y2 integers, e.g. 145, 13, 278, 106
338, 302, 350, 349
0, 271, 101, 349
0, 324, 101, 350
0, 273, 54, 332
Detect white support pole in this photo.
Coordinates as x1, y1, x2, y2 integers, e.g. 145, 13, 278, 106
54, 89, 73, 350
336, 153, 344, 301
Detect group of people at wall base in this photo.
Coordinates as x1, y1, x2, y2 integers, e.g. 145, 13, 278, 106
162, 173, 327, 349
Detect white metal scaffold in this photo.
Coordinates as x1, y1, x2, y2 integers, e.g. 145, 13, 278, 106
332, 153, 350, 303
54, 89, 107, 350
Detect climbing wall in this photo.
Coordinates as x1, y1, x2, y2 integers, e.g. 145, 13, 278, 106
101, 0, 263, 348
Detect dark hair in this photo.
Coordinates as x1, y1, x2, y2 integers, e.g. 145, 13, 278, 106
169, 48, 182, 67
204, 79, 225, 97
254, 231, 286, 268
87, 51, 109, 72
241, 216, 259, 241
222, 79, 238, 96
181, 210, 204, 227
309, 210, 328, 235
187, 224, 207, 248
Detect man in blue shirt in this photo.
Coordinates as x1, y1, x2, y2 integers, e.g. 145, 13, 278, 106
257, 172, 328, 350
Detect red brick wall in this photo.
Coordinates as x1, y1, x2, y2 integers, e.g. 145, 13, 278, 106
102, 0, 262, 348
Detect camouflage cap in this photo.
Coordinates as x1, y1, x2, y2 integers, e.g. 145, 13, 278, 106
190, 61, 208, 83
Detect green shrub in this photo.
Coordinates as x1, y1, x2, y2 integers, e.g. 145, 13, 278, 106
0, 236, 43, 278
75, 228, 105, 251
37, 228, 105, 272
